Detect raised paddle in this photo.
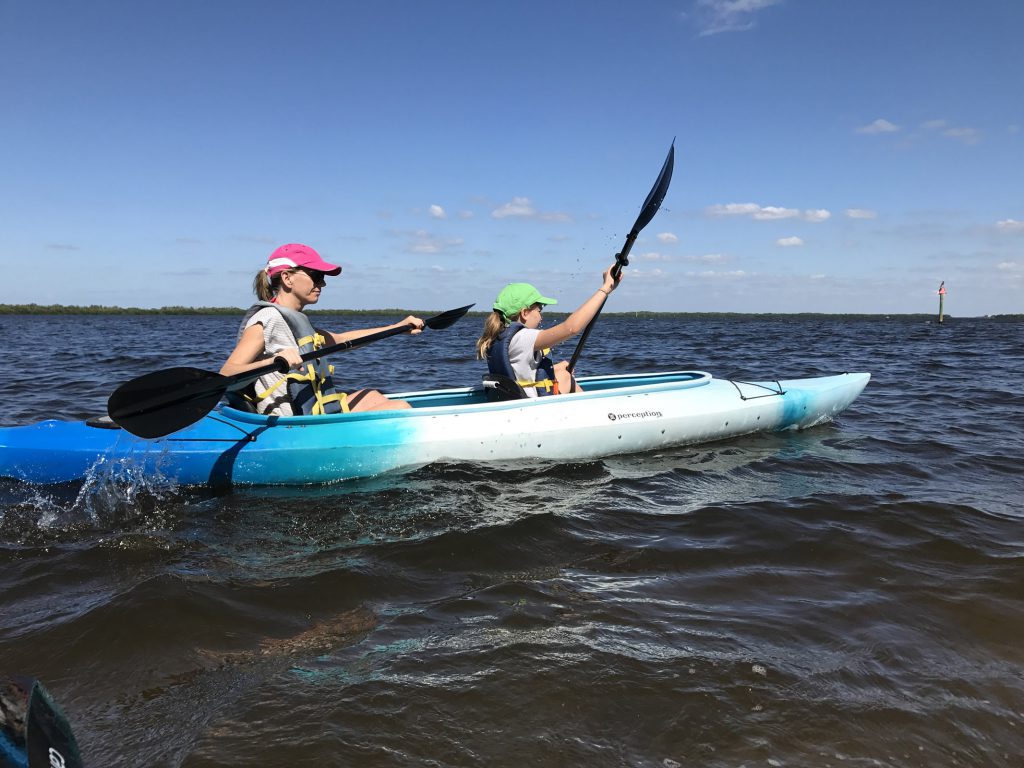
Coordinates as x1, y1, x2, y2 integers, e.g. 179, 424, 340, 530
567, 141, 675, 373
107, 303, 474, 439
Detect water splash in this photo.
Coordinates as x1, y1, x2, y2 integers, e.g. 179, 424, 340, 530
0, 451, 184, 544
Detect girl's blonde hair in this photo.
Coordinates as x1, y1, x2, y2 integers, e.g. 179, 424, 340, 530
475, 310, 511, 359
252, 267, 300, 302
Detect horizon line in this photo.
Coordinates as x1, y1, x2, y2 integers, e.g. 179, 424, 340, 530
0, 303, 1020, 320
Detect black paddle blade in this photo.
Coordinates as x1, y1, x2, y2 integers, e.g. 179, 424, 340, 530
26, 680, 83, 768
107, 366, 229, 438
424, 303, 474, 330
631, 141, 675, 236
0, 676, 82, 768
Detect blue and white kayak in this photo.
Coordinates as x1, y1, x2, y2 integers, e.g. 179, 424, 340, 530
0, 370, 870, 486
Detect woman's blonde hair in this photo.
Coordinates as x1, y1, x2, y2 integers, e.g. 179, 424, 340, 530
252, 267, 301, 302
475, 310, 511, 359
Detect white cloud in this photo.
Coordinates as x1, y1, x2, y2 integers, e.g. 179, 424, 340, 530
458, 210, 474, 219
629, 267, 667, 278
777, 236, 804, 247
429, 204, 446, 219
996, 261, 1020, 272
707, 202, 763, 217
491, 196, 571, 222
706, 203, 830, 222
857, 118, 899, 134
657, 232, 679, 243
923, 120, 981, 145
687, 269, 748, 279
407, 229, 464, 254
693, 0, 783, 36
756, 206, 801, 220
846, 208, 878, 219
943, 127, 980, 145
996, 219, 1024, 233
638, 251, 728, 265
492, 197, 535, 218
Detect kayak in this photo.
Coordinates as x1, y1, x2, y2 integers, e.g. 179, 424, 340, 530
0, 370, 870, 486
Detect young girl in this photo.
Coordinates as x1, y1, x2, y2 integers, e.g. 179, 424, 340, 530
475, 265, 619, 397
221, 243, 424, 415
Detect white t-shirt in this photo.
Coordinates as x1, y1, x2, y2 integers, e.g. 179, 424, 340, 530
507, 327, 544, 398
241, 307, 303, 415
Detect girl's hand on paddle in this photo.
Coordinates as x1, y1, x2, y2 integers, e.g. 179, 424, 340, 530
400, 316, 425, 335
602, 265, 619, 294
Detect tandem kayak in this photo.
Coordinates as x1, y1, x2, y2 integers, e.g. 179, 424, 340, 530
0, 370, 870, 487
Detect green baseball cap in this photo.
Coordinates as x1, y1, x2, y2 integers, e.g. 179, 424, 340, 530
493, 282, 558, 320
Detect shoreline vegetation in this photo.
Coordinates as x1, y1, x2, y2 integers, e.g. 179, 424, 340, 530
0, 304, 1019, 321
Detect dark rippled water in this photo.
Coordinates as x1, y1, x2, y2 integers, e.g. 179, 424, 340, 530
1, 313, 1022, 767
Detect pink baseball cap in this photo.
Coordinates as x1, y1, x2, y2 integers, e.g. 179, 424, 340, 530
265, 243, 342, 278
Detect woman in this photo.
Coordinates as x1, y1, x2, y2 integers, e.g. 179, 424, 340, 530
221, 243, 424, 415
475, 265, 619, 396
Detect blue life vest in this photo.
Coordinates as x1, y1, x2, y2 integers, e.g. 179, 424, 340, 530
229, 302, 349, 415
485, 322, 557, 396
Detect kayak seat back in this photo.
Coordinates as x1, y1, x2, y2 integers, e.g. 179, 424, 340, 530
224, 389, 259, 413
482, 375, 527, 402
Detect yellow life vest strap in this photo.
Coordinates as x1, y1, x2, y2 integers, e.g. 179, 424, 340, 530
312, 391, 350, 415
527, 348, 555, 393
517, 378, 555, 393
249, 364, 350, 413
293, 333, 345, 412
295, 332, 328, 349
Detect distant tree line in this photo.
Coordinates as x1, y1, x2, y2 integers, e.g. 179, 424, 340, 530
0, 304, 442, 317
0, 304, 1020, 321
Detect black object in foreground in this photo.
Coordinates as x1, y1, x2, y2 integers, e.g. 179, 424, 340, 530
0, 675, 83, 768
568, 141, 675, 373
107, 304, 474, 439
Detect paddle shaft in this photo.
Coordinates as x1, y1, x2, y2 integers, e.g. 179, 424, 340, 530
565, 234, 636, 373
227, 300, 473, 391
108, 304, 473, 437
567, 142, 674, 374
113, 323, 419, 422
227, 321, 419, 393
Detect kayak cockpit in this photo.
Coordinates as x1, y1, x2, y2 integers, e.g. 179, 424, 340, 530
392, 370, 713, 410
84, 370, 714, 431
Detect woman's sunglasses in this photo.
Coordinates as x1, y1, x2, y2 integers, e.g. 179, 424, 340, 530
296, 268, 327, 285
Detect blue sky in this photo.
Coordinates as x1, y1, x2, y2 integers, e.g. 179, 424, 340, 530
2, 0, 1021, 315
